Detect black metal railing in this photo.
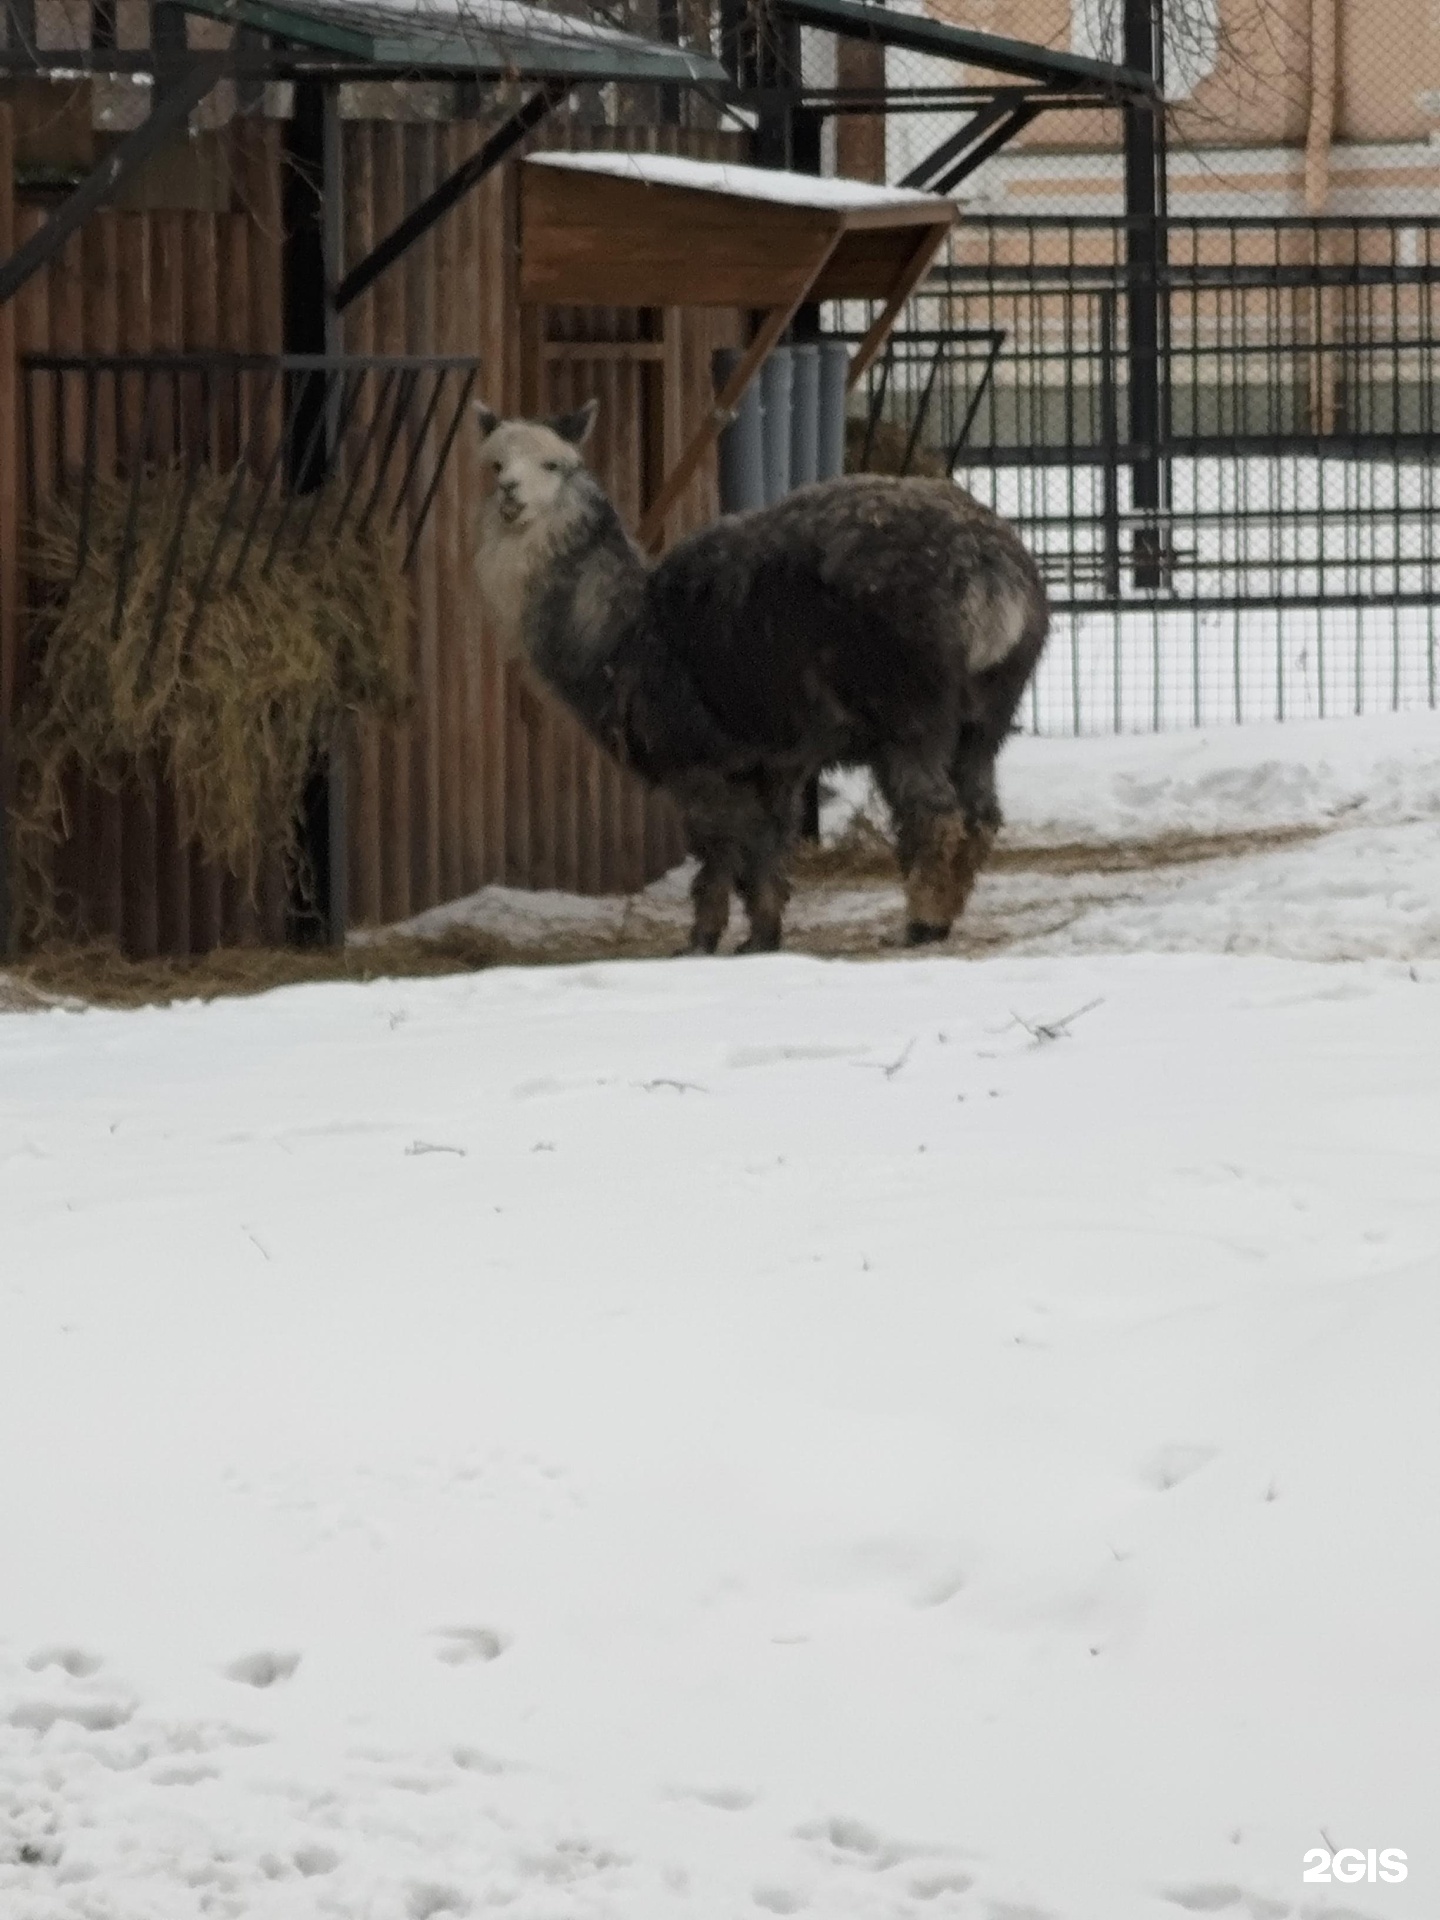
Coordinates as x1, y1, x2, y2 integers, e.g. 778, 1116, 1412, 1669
22, 352, 482, 658
839, 216, 1440, 731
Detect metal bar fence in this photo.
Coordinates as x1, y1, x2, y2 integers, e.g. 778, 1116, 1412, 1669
837, 215, 1440, 734
20, 352, 483, 663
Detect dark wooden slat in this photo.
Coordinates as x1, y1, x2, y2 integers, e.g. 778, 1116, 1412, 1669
341, 121, 384, 928
333, 82, 566, 314
374, 121, 412, 922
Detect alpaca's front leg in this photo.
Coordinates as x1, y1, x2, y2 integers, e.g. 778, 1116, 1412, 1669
682, 798, 740, 954
737, 862, 790, 953
735, 774, 803, 953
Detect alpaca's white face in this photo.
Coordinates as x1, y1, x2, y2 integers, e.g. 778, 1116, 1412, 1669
476, 404, 596, 531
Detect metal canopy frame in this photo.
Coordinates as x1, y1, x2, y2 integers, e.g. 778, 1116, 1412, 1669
334, 78, 568, 311
177, 0, 726, 81
762, 0, 1157, 194
0, 0, 726, 82
0, 0, 727, 312
772, 0, 1155, 98
0, 52, 227, 307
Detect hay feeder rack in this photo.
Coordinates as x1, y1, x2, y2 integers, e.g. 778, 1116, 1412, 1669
22, 350, 482, 662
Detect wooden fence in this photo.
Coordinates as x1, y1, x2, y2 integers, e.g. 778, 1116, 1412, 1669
0, 104, 748, 955
6, 117, 290, 953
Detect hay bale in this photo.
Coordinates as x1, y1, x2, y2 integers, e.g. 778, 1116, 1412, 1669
845, 415, 950, 479
11, 466, 410, 942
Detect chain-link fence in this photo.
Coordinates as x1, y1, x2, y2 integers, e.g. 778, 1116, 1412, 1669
842, 214, 1440, 733
821, 0, 1440, 732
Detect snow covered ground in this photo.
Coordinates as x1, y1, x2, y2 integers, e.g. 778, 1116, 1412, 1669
3, 714, 1439, 1920
380, 711, 1440, 966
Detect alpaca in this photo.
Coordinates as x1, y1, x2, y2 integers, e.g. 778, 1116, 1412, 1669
473, 398, 1048, 952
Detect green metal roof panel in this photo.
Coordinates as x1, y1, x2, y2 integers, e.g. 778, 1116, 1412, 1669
179, 0, 727, 82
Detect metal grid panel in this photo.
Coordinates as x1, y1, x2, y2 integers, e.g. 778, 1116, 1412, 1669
841, 215, 1440, 734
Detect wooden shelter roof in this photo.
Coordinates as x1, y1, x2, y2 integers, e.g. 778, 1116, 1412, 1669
522, 151, 954, 309
519, 153, 956, 552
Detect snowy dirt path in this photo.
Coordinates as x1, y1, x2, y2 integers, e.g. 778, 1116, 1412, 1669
377, 712, 1440, 966
3, 942, 1439, 1920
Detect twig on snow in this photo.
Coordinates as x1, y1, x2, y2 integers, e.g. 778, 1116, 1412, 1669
860, 1037, 916, 1079
1010, 997, 1105, 1048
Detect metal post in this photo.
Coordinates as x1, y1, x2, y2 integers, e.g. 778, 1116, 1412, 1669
321, 84, 349, 949
657, 0, 681, 125
282, 76, 342, 946
1100, 293, 1121, 600
0, 726, 12, 954
754, 0, 802, 169
1123, 0, 1167, 588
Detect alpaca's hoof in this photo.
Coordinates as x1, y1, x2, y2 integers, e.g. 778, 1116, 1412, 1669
737, 932, 782, 955
686, 931, 722, 956
905, 920, 951, 947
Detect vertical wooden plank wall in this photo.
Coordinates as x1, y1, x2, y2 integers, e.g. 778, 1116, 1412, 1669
335, 114, 746, 924
9, 118, 285, 955
6, 109, 747, 953
0, 104, 16, 953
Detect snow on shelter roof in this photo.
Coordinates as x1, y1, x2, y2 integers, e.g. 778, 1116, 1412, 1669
173, 0, 728, 83
521, 149, 954, 309
528, 150, 951, 214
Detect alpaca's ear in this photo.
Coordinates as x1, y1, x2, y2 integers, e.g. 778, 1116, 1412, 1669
474, 402, 500, 440
550, 398, 598, 447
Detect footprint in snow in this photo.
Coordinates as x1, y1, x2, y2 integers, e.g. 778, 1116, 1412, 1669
754, 1888, 809, 1914
670, 1783, 758, 1812
149, 1759, 220, 1786
293, 1844, 340, 1878
1140, 1444, 1220, 1492
1163, 1889, 1244, 1913
911, 1568, 968, 1608
26, 1645, 103, 1678
408, 1884, 469, 1919
910, 1870, 975, 1899
8, 1695, 134, 1732
223, 1649, 301, 1688
431, 1626, 508, 1665
797, 1814, 915, 1869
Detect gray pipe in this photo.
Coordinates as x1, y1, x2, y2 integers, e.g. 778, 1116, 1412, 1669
760, 347, 793, 505
817, 339, 850, 482
789, 342, 820, 490
714, 348, 766, 514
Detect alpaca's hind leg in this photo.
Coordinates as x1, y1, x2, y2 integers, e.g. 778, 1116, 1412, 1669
949, 723, 1003, 842
736, 778, 804, 953
681, 785, 747, 953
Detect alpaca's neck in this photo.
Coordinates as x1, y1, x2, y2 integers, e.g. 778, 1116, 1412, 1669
477, 480, 645, 746
528, 522, 646, 740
